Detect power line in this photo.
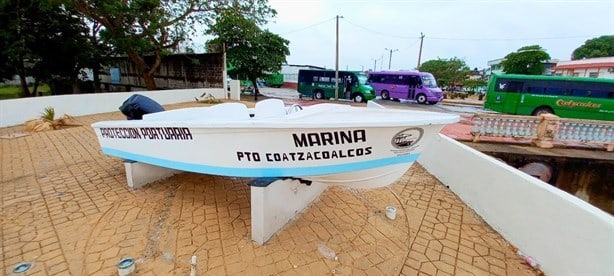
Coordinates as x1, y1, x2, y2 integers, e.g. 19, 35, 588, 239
340, 18, 600, 42
428, 35, 598, 41
341, 18, 421, 40
279, 17, 336, 35
280, 16, 599, 42
402, 38, 422, 50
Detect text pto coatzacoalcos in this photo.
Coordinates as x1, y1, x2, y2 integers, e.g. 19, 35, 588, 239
236, 130, 373, 162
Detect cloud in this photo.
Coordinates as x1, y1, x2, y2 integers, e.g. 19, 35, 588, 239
265, 0, 614, 70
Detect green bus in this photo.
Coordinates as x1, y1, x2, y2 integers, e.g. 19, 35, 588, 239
484, 74, 614, 121
265, 73, 284, 88
297, 69, 376, 102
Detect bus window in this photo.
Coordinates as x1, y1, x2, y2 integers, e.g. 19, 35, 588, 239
408, 75, 421, 87
544, 87, 563, 95
495, 80, 523, 92
527, 86, 545, 94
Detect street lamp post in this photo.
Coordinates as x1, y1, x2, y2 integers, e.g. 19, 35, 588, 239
385, 48, 399, 70
334, 15, 343, 100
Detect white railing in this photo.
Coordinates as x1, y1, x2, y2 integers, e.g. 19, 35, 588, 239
555, 120, 613, 143
471, 113, 614, 151
472, 114, 540, 139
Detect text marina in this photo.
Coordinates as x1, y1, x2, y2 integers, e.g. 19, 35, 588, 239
293, 130, 367, 147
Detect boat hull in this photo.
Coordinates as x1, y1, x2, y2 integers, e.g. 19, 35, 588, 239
92, 102, 458, 189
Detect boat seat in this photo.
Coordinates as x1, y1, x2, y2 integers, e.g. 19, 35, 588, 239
143, 107, 206, 121
143, 103, 250, 122
206, 102, 250, 121
254, 99, 287, 118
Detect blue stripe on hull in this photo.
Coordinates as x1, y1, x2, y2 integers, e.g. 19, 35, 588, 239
102, 147, 420, 177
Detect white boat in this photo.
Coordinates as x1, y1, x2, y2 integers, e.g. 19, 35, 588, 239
91, 99, 459, 189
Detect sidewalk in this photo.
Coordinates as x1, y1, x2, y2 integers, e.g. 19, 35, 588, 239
0, 100, 538, 275
441, 98, 484, 106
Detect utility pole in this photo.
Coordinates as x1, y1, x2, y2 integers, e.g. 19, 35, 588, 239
385, 48, 399, 70
373, 58, 377, 71
334, 15, 343, 101
417, 32, 425, 69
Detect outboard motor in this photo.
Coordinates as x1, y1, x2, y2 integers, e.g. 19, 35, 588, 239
119, 94, 165, 120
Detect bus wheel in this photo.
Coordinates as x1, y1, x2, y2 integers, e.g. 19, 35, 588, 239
381, 90, 390, 100
532, 106, 554, 116
416, 94, 427, 104
314, 90, 324, 100
353, 93, 365, 103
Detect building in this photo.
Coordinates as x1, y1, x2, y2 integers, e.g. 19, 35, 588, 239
279, 64, 325, 89
552, 56, 614, 78
485, 58, 559, 77
485, 58, 505, 77
101, 53, 225, 91
469, 68, 486, 80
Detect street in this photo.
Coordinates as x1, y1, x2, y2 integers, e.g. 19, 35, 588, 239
258, 86, 487, 115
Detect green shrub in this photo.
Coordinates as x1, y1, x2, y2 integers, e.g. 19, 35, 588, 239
0, 85, 51, 100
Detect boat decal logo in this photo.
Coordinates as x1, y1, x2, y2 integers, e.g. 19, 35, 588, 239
100, 127, 193, 140
391, 128, 423, 149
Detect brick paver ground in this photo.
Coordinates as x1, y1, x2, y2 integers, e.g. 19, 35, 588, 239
0, 99, 540, 275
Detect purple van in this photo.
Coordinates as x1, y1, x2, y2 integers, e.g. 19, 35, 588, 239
367, 71, 444, 104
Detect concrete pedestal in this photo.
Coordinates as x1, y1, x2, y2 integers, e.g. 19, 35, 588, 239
250, 179, 328, 245
123, 160, 181, 189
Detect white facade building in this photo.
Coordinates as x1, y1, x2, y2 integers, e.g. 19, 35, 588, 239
553, 56, 614, 79
485, 58, 559, 77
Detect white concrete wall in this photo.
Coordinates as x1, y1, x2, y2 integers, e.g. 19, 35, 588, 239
418, 134, 614, 276
0, 88, 226, 128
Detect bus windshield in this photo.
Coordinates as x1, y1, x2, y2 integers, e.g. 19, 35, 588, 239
357, 75, 368, 85
421, 74, 438, 88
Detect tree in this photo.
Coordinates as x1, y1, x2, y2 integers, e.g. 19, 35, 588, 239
461, 79, 487, 91
572, 35, 614, 60
0, 1, 93, 96
32, 9, 95, 94
78, 20, 115, 93
206, 9, 289, 100
0, 0, 44, 96
69, 0, 276, 91
418, 57, 470, 88
501, 45, 550, 75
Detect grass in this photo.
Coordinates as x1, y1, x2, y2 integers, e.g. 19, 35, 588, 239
0, 85, 51, 100
41, 107, 56, 121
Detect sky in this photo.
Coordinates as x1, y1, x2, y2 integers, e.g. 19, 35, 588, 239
253, 0, 614, 71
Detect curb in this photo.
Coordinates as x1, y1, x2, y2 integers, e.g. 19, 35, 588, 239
441, 99, 483, 106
